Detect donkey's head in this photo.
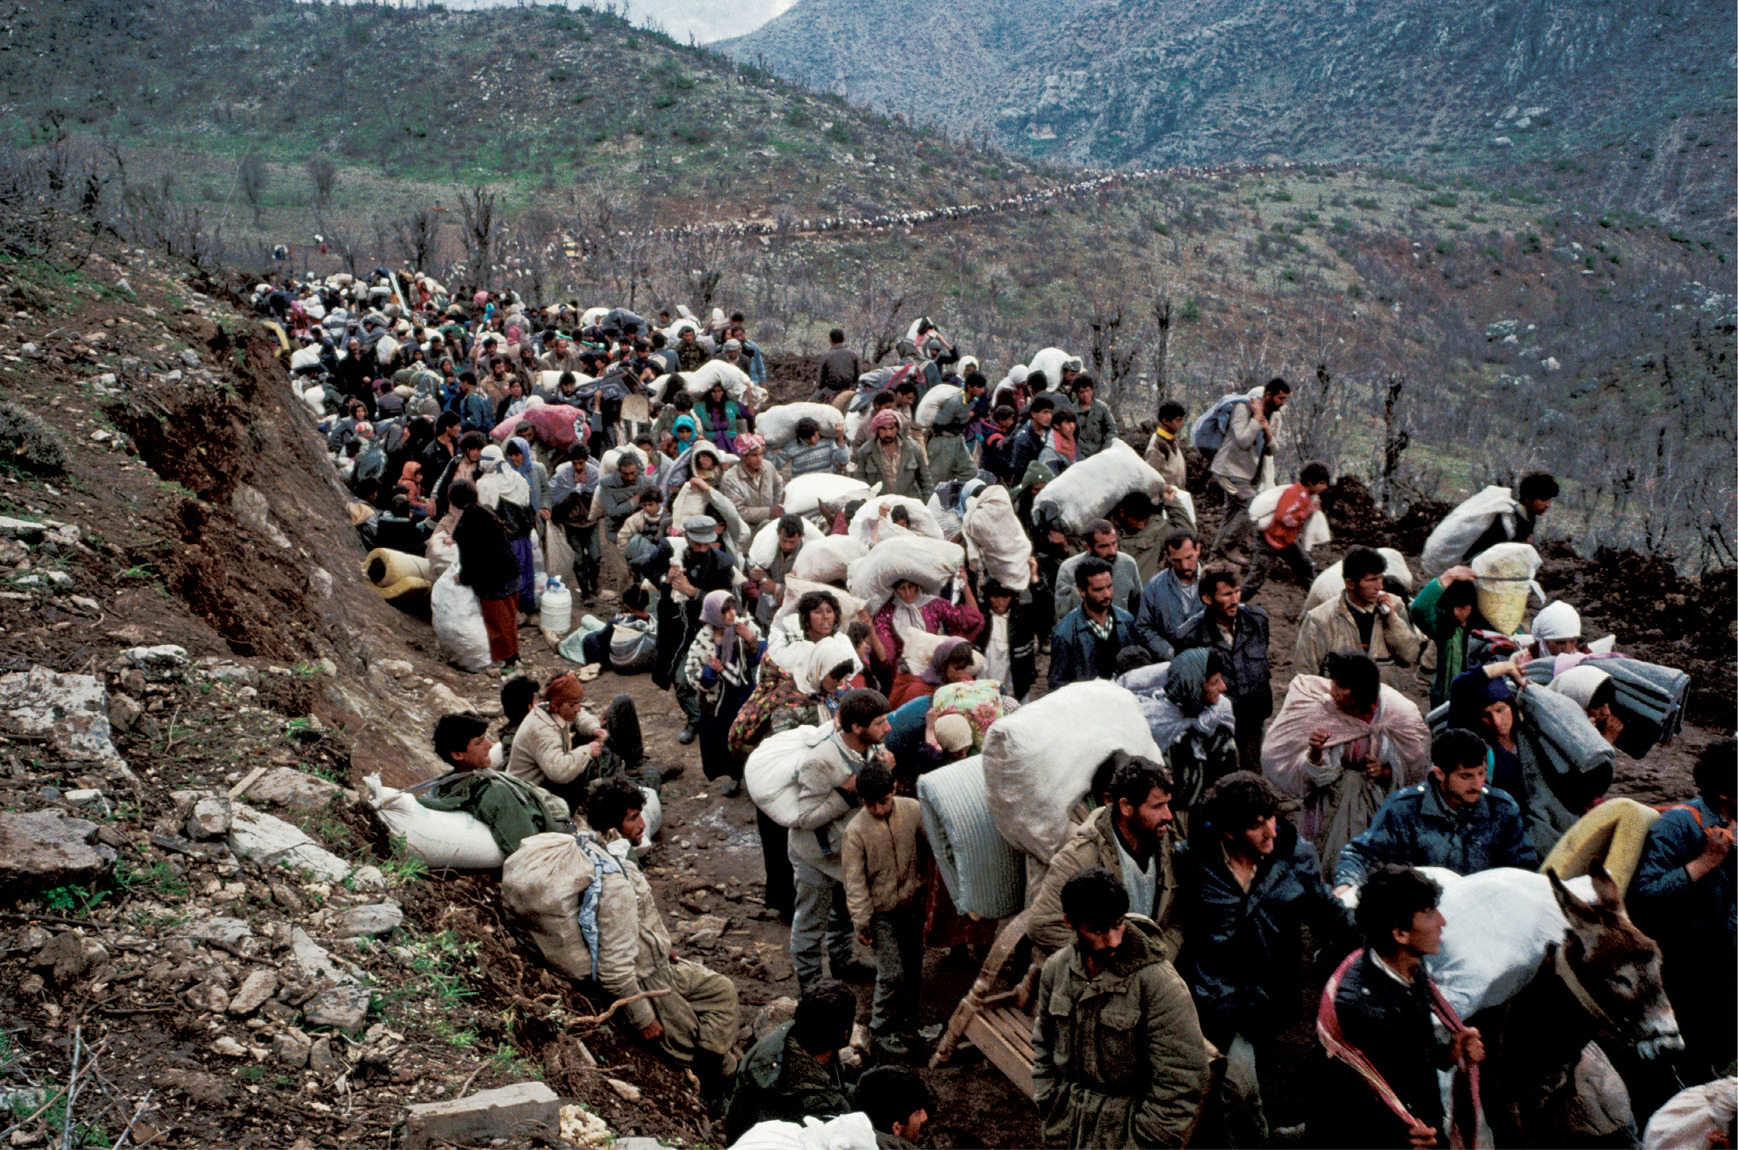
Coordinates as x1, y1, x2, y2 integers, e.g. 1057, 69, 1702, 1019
1547, 863, 1684, 1061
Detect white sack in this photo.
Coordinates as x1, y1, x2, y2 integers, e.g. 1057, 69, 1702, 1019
366, 774, 505, 870
790, 536, 866, 586
784, 473, 874, 517
682, 358, 753, 400
430, 566, 492, 672
290, 345, 323, 372
1303, 547, 1416, 614
848, 495, 944, 547
749, 516, 824, 569
600, 444, 647, 477
375, 334, 400, 365
732, 1113, 878, 1150
425, 531, 459, 580
1031, 439, 1167, 536
915, 384, 963, 428
981, 680, 1162, 863
1027, 347, 1081, 390
745, 723, 836, 829
962, 486, 1032, 590
501, 831, 597, 980
1423, 866, 1598, 1019
757, 403, 845, 448
772, 577, 866, 630
847, 536, 966, 613
1421, 486, 1522, 575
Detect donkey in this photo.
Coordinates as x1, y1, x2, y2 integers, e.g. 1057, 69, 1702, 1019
1477, 863, 1684, 1147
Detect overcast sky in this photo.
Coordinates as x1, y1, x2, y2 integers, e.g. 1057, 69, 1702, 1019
298, 0, 791, 43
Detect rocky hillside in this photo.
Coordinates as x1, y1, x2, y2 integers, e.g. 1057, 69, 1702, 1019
725, 0, 1737, 244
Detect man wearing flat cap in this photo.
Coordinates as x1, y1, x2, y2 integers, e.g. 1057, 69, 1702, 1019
653, 515, 742, 745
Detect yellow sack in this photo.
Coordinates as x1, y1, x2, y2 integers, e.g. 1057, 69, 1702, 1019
363, 548, 434, 599
1471, 542, 1542, 634
1541, 797, 1660, 894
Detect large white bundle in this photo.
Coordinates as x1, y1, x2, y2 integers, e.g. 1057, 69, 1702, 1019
789, 536, 866, 585
430, 566, 492, 672
962, 486, 1032, 590
918, 756, 1027, 919
981, 680, 1162, 863
772, 577, 866, 629
745, 723, 835, 828
1028, 347, 1081, 390
1423, 866, 1597, 1019
784, 473, 873, 517
1032, 439, 1166, 535
926, 491, 962, 542
375, 334, 400, 365
842, 409, 866, 447
301, 386, 327, 415
732, 1113, 878, 1150
600, 444, 647, 477
847, 536, 965, 612
848, 495, 944, 547
299, 296, 326, 322
682, 358, 753, 400
425, 530, 459, 579
538, 369, 593, 391
749, 516, 824, 569
289, 345, 323, 373
1303, 547, 1416, 614
501, 831, 598, 980
914, 383, 963, 428
1472, 542, 1543, 634
365, 774, 505, 870
1421, 485, 1522, 575
661, 315, 701, 342
757, 403, 844, 447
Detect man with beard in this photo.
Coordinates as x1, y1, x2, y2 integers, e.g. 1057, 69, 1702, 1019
1175, 565, 1273, 770
1031, 867, 1212, 1149
1135, 531, 1205, 661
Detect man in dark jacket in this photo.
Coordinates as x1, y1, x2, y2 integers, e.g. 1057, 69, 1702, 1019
1174, 565, 1273, 770
1310, 865, 1485, 1149
1176, 772, 1353, 1146
1007, 394, 1056, 481
1333, 728, 1538, 894
653, 516, 738, 743
853, 1066, 932, 1150
973, 580, 1040, 701
725, 980, 855, 1141
814, 328, 863, 398
1630, 737, 1735, 1079
1048, 558, 1139, 693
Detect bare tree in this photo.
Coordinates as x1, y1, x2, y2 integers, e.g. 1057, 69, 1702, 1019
391, 209, 440, 272
1150, 292, 1172, 417
304, 154, 338, 213
458, 184, 498, 291
237, 153, 268, 225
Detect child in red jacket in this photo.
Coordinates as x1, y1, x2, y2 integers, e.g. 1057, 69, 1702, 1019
1241, 460, 1330, 600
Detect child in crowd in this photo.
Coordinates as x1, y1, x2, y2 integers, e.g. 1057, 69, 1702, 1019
496, 675, 538, 764
1241, 459, 1330, 601
843, 760, 927, 1058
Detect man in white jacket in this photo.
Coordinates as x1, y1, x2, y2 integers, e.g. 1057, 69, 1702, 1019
1209, 379, 1290, 562
788, 689, 892, 990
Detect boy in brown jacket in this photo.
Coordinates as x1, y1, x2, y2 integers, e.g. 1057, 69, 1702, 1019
842, 760, 926, 1058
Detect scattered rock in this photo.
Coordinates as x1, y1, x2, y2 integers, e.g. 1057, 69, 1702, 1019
115, 645, 189, 679
230, 484, 292, 549
158, 1068, 230, 1105
405, 1082, 561, 1150
203, 663, 259, 687
179, 348, 201, 368
227, 806, 351, 882
351, 865, 388, 891
290, 927, 360, 986
375, 659, 415, 680
272, 1029, 312, 1067
63, 788, 104, 808
228, 970, 278, 1016
303, 985, 370, 1034
0, 810, 116, 888
1542, 356, 1562, 372
107, 692, 144, 733
186, 797, 232, 840
35, 931, 107, 983
186, 981, 231, 1015
605, 1077, 642, 1103
0, 667, 125, 764
308, 1035, 341, 1075
426, 683, 467, 714
751, 996, 799, 1040
187, 917, 255, 947
212, 1036, 248, 1059
337, 903, 404, 939
309, 567, 333, 599
242, 768, 341, 818
561, 1105, 614, 1149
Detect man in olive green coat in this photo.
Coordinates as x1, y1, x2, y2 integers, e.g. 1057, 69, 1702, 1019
724, 980, 855, 1142
1032, 868, 1212, 1149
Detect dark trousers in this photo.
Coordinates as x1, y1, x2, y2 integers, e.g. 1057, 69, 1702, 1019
757, 809, 794, 917
1241, 536, 1315, 601
869, 904, 925, 1036
539, 694, 647, 816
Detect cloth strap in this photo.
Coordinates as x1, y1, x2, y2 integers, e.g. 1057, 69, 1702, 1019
1316, 947, 1482, 1149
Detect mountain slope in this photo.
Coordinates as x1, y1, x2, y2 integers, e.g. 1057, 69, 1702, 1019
725, 0, 1736, 241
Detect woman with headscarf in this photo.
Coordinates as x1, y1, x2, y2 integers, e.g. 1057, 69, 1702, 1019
449, 479, 523, 671
1550, 664, 1626, 746
694, 380, 745, 452
764, 587, 844, 663
668, 412, 701, 458
476, 443, 539, 614
504, 436, 549, 521
432, 430, 489, 523
682, 590, 762, 797
868, 574, 983, 687
1148, 648, 1239, 827
1409, 564, 1483, 708
1039, 407, 1078, 473
395, 460, 435, 519
669, 440, 747, 556
888, 635, 981, 708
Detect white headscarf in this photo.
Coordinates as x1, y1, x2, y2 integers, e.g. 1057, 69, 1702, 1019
795, 635, 860, 696
1531, 600, 1582, 642
889, 584, 938, 642
475, 444, 531, 509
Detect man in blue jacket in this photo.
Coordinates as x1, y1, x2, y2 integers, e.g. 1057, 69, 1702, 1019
1333, 728, 1538, 895
1630, 737, 1735, 1080
1174, 565, 1272, 770
1048, 557, 1138, 693
1174, 771, 1354, 1146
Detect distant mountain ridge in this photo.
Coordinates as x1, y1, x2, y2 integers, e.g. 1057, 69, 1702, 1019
724, 0, 1737, 242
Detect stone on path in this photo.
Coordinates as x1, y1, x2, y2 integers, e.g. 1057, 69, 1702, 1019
336, 903, 403, 939
0, 811, 116, 888
302, 985, 371, 1034
227, 806, 351, 882
405, 1082, 561, 1149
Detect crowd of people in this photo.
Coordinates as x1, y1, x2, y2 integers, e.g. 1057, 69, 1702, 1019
272, 269, 1733, 1149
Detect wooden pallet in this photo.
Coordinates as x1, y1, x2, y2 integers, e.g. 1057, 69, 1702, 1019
930, 910, 1041, 1099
